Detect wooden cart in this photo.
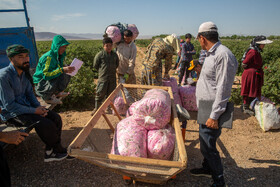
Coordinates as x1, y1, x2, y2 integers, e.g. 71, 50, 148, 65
68, 84, 187, 184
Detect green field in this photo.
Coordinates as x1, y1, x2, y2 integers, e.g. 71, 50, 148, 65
36, 39, 280, 109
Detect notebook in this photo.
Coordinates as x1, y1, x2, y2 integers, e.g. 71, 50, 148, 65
197, 100, 234, 129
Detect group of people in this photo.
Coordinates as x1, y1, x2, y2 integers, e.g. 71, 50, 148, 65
0, 20, 272, 187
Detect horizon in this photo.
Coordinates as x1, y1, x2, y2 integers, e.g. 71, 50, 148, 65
1, 0, 280, 37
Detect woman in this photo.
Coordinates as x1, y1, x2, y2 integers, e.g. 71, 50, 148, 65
141, 34, 180, 86
241, 36, 273, 115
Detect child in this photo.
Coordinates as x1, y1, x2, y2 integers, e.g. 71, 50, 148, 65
91, 37, 119, 115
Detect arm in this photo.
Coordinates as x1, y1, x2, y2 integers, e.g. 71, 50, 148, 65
25, 77, 40, 108
127, 45, 137, 74
93, 52, 101, 70
210, 53, 238, 121
0, 78, 37, 116
42, 56, 64, 80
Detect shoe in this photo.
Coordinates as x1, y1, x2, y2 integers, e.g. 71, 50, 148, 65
211, 183, 225, 187
53, 144, 67, 154
242, 104, 254, 116
190, 167, 212, 178
45, 95, 62, 105
56, 92, 69, 98
211, 176, 225, 187
44, 149, 67, 162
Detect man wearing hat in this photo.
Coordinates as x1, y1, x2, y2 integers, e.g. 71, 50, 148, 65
240, 36, 273, 115
0, 45, 69, 162
190, 22, 238, 187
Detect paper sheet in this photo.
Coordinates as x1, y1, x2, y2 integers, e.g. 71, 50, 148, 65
66, 58, 83, 76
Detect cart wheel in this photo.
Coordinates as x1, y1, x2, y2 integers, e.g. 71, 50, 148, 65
123, 176, 133, 185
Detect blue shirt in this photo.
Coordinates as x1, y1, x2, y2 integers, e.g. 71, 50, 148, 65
0, 63, 40, 121
181, 42, 196, 62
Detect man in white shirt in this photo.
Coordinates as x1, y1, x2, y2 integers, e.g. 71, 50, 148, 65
116, 30, 137, 101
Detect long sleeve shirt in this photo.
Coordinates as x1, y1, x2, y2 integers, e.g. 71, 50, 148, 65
116, 42, 137, 75
0, 64, 40, 121
93, 50, 119, 82
196, 41, 238, 120
181, 42, 196, 62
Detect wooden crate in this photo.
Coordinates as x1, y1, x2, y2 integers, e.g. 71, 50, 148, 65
68, 84, 187, 184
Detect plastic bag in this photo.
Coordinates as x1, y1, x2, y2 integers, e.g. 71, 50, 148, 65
127, 24, 139, 41
105, 26, 122, 43
112, 96, 128, 116
133, 89, 171, 130
254, 102, 280, 131
147, 125, 176, 160
111, 116, 147, 157
162, 77, 182, 106
179, 85, 198, 111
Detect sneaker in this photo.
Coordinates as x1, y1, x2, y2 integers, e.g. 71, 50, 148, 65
56, 92, 69, 98
66, 155, 76, 160
243, 109, 255, 116
45, 95, 62, 105
190, 167, 212, 178
44, 149, 67, 162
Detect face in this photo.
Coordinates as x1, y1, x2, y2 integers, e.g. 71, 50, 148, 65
103, 43, 113, 53
198, 35, 206, 50
259, 44, 265, 50
124, 35, 133, 44
185, 38, 191, 43
11, 53, 30, 72
58, 45, 68, 55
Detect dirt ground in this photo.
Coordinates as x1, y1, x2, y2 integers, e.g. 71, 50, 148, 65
5, 47, 280, 187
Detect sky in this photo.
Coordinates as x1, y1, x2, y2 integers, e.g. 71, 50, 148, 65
1, 0, 280, 37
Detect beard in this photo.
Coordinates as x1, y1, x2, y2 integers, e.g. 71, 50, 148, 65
14, 61, 30, 72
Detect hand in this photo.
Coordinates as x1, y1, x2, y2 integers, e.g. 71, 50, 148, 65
35, 106, 48, 117
205, 118, 219, 129
0, 131, 28, 145
123, 73, 129, 81
63, 66, 75, 73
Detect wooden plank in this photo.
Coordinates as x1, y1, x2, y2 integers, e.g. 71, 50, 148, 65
120, 84, 128, 105
69, 149, 185, 168
102, 113, 115, 133
69, 84, 122, 148
110, 103, 122, 121
122, 84, 170, 91
167, 87, 187, 165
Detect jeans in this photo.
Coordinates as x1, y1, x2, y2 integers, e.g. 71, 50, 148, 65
6, 110, 63, 152
199, 124, 224, 183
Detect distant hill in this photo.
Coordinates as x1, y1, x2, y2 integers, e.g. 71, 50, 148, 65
35, 32, 153, 41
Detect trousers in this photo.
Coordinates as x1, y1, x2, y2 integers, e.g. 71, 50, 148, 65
7, 110, 63, 152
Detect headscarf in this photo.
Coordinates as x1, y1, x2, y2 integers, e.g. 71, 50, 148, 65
6, 44, 29, 58
241, 36, 266, 62
163, 34, 180, 54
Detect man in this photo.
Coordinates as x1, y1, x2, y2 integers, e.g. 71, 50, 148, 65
141, 34, 180, 86
0, 108, 28, 187
190, 22, 238, 187
116, 30, 137, 101
0, 45, 68, 162
178, 33, 196, 86
91, 37, 119, 115
33, 35, 75, 104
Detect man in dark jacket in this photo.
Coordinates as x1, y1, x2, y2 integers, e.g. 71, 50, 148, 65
91, 37, 119, 115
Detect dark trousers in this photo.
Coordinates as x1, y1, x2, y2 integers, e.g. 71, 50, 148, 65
6, 110, 63, 152
178, 60, 191, 84
95, 80, 116, 109
199, 124, 224, 183
0, 146, 10, 187
35, 73, 71, 100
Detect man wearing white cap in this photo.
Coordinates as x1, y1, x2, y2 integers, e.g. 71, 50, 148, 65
240, 36, 273, 115
190, 22, 238, 187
